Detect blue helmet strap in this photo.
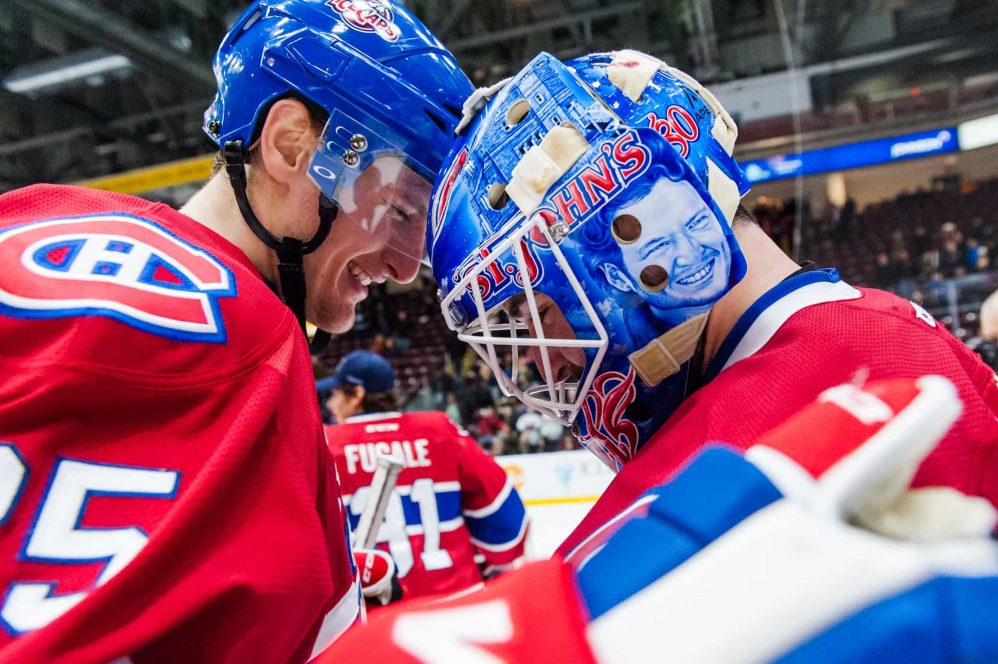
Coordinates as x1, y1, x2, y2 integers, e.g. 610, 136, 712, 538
222, 140, 336, 344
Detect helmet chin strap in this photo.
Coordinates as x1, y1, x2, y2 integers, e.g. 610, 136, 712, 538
223, 140, 336, 352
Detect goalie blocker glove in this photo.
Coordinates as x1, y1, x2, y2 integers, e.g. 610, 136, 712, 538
577, 375, 998, 663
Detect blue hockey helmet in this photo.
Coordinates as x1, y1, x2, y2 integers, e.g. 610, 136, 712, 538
428, 51, 750, 471
204, 0, 472, 331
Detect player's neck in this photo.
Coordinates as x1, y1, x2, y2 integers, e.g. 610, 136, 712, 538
702, 223, 801, 367
180, 173, 278, 282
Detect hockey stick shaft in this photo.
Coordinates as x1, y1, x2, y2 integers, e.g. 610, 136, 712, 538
353, 455, 404, 549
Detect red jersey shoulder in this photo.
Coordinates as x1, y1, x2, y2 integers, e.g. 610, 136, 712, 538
0, 185, 289, 372
852, 287, 994, 369
398, 411, 468, 441
843, 287, 946, 331
391, 412, 473, 478
328, 412, 465, 490
559, 285, 998, 557
329, 412, 464, 452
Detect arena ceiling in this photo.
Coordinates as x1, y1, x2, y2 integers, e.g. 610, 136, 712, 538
1, 0, 996, 193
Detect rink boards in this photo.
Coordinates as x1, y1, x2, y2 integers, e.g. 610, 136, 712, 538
495, 450, 614, 558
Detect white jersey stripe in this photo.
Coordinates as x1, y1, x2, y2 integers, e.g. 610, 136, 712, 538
308, 580, 361, 660
564, 494, 658, 565
463, 478, 512, 519
342, 481, 461, 504
342, 411, 403, 423
722, 280, 860, 373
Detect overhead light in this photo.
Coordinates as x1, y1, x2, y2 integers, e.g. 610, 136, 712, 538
958, 113, 998, 151
3, 49, 132, 94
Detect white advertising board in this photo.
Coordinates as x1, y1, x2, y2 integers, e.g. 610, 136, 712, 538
495, 450, 614, 558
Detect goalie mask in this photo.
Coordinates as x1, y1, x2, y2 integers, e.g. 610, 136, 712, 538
428, 51, 750, 471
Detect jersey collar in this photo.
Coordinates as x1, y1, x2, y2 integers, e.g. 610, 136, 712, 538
343, 411, 402, 423
703, 268, 860, 383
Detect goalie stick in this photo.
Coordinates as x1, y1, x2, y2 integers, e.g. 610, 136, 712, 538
353, 454, 405, 549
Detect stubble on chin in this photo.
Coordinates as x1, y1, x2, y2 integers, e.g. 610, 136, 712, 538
308, 298, 356, 334
329, 306, 357, 334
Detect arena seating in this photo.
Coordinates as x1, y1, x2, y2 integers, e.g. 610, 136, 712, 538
738, 80, 998, 145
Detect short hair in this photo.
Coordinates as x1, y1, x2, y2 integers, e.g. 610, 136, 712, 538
590, 138, 685, 246
732, 204, 758, 228
338, 384, 401, 414
580, 138, 688, 274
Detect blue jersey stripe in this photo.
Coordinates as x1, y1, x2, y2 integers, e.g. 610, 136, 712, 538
345, 489, 462, 531
464, 490, 528, 547
775, 575, 998, 663
577, 447, 781, 620
400, 489, 461, 526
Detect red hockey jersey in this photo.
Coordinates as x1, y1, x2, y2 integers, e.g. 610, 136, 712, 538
326, 411, 528, 600
317, 558, 594, 664
0, 185, 358, 663
559, 269, 998, 561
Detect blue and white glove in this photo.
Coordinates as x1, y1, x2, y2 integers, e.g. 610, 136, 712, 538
576, 376, 998, 663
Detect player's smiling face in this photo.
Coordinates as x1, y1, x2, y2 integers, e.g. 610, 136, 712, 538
304, 155, 427, 332
613, 179, 729, 311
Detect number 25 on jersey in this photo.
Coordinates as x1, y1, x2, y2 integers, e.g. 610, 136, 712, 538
0, 442, 179, 635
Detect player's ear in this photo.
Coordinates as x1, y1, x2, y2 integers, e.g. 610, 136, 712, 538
602, 264, 636, 294
256, 99, 316, 184
353, 385, 367, 411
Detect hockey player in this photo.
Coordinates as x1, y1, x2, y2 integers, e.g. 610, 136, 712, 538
0, 1, 471, 662
325, 351, 528, 602
315, 375, 998, 662
426, 50, 998, 561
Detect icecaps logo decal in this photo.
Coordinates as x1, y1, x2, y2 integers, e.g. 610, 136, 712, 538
0, 214, 236, 343
578, 368, 640, 469
326, 0, 401, 42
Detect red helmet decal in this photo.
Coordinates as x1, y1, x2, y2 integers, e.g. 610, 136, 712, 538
579, 368, 640, 467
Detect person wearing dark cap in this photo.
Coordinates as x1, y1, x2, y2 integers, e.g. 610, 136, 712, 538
324, 351, 400, 424
324, 350, 530, 603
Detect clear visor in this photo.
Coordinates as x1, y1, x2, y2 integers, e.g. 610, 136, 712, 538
443, 216, 608, 424
308, 110, 433, 262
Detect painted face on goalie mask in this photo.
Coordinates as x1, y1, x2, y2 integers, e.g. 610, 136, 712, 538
602, 179, 730, 319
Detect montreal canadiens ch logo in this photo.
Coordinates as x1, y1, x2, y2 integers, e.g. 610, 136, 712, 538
326, 0, 401, 42
0, 214, 236, 343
